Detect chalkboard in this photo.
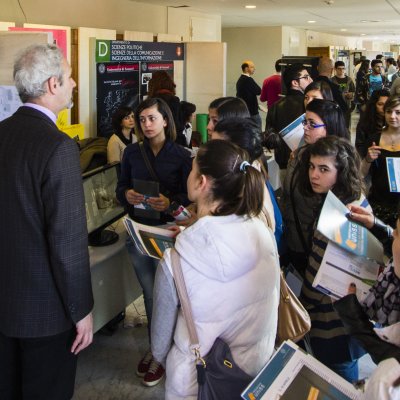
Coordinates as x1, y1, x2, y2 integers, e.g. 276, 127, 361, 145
96, 62, 140, 138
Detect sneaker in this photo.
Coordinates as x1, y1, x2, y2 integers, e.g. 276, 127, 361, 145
142, 359, 165, 387
136, 350, 153, 377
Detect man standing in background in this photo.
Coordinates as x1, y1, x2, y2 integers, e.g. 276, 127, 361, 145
265, 63, 312, 182
357, 59, 387, 106
331, 60, 355, 128
315, 57, 348, 115
260, 58, 282, 110
236, 60, 262, 129
0, 44, 94, 400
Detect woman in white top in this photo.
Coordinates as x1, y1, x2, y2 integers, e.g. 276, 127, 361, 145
151, 140, 280, 399
107, 106, 137, 163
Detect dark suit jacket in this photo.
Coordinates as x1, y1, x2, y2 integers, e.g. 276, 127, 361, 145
0, 106, 93, 338
236, 74, 261, 116
265, 89, 304, 169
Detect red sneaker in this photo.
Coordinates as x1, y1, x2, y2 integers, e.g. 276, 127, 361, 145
142, 359, 165, 387
136, 350, 153, 377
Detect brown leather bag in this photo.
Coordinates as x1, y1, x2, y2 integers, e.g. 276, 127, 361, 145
260, 206, 311, 346
276, 270, 311, 346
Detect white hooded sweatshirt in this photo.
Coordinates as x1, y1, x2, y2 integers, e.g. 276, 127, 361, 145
152, 214, 280, 400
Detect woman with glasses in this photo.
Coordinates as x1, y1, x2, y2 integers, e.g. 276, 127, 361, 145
280, 99, 348, 275
116, 97, 192, 387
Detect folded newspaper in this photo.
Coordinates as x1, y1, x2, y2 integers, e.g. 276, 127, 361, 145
313, 191, 383, 301
123, 216, 175, 259
241, 340, 362, 400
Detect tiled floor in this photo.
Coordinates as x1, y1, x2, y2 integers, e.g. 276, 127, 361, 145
73, 299, 164, 400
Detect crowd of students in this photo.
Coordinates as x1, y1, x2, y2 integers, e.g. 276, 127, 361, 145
110, 61, 400, 398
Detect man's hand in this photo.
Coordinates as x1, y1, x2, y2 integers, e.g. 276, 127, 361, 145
71, 313, 93, 355
146, 194, 170, 211
125, 189, 144, 206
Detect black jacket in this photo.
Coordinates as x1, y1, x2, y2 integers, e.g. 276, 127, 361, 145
334, 294, 400, 365
265, 89, 304, 169
236, 74, 261, 116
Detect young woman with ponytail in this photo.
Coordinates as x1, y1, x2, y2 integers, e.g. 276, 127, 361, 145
151, 140, 280, 399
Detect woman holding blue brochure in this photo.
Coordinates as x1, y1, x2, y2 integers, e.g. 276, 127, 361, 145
297, 136, 370, 383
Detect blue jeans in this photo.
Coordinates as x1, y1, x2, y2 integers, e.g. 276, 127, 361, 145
126, 237, 159, 343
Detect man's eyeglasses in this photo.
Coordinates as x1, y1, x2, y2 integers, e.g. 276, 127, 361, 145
302, 119, 326, 129
297, 74, 311, 81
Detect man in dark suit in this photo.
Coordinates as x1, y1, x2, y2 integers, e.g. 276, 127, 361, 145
0, 44, 94, 399
236, 60, 262, 129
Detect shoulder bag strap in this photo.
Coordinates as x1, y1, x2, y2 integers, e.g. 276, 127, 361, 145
289, 168, 310, 255
139, 141, 159, 182
170, 248, 200, 350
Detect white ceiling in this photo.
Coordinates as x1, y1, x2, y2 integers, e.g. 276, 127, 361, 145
134, 0, 400, 42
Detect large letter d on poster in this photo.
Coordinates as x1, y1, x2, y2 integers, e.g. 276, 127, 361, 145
96, 40, 110, 62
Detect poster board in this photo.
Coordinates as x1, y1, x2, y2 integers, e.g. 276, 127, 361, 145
9, 25, 71, 125
93, 39, 184, 137
9, 27, 68, 59
0, 31, 50, 86
23, 23, 71, 61
0, 31, 50, 122
96, 62, 140, 138
80, 27, 117, 138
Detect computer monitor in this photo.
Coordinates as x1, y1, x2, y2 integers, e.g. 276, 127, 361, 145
82, 162, 126, 246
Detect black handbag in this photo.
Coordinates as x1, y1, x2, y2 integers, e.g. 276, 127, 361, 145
170, 249, 252, 400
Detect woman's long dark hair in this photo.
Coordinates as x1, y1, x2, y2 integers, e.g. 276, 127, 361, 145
304, 80, 334, 102
134, 97, 176, 142
196, 140, 265, 217
305, 99, 349, 139
362, 89, 389, 129
111, 106, 135, 145
298, 136, 364, 203
148, 71, 176, 96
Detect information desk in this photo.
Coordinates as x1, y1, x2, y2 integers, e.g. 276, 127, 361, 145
89, 221, 142, 333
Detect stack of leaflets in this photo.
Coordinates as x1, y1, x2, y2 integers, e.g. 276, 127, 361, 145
312, 191, 384, 301
241, 340, 363, 400
279, 113, 306, 151
123, 216, 175, 259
